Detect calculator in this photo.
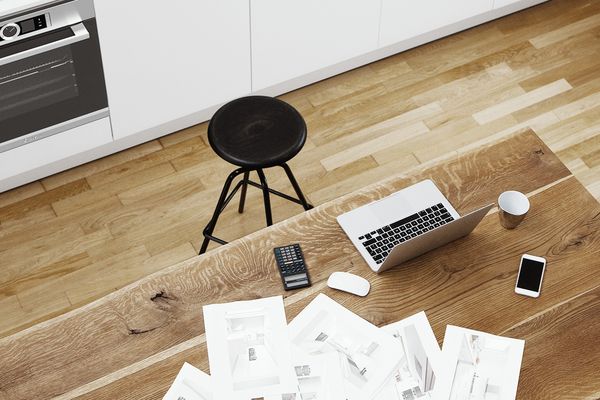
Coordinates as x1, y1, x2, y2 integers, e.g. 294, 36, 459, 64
273, 244, 311, 290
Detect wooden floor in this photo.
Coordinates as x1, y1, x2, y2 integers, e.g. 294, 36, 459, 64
1, 0, 599, 338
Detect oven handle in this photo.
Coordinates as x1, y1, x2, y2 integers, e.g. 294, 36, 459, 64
0, 23, 89, 67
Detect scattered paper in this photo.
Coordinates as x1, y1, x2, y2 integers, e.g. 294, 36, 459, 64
288, 294, 402, 400
203, 295, 298, 399
375, 311, 443, 399
436, 326, 525, 400
259, 353, 346, 400
165, 295, 527, 400
162, 362, 212, 400
292, 353, 346, 400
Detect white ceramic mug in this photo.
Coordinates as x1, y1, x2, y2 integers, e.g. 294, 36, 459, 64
498, 191, 530, 229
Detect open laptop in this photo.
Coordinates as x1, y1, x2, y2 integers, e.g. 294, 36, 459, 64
337, 180, 493, 273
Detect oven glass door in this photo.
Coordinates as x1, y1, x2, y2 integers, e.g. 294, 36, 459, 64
0, 19, 108, 151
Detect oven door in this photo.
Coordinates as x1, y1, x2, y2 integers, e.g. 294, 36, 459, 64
0, 18, 108, 152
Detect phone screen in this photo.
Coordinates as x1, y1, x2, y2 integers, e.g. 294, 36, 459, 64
517, 258, 545, 291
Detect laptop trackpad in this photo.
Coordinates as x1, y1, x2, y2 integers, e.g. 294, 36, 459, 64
370, 194, 413, 224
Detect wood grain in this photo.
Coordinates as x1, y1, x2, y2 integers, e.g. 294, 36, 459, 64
78, 179, 600, 400
2, 131, 595, 400
1, 0, 600, 360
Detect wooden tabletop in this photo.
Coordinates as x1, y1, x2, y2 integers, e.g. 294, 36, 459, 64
1, 130, 599, 400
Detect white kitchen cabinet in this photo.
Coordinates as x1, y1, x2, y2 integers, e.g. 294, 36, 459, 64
0, 118, 113, 192
380, 0, 494, 47
493, 0, 523, 8
93, 0, 251, 140
250, 0, 381, 91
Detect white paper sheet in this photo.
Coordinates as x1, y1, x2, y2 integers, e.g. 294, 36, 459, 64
437, 325, 525, 400
293, 353, 346, 400
374, 311, 443, 400
260, 353, 346, 400
287, 294, 402, 400
163, 362, 212, 400
203, 295, 298, 399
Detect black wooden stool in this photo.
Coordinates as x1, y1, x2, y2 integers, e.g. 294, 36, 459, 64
199, 96, 313, 254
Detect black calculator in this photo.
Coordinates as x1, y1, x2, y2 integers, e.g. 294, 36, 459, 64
273, 244, 311, 290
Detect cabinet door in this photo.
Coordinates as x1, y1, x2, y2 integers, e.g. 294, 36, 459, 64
251, 0, 381, 91
493, 0, 522, 8
94, 0, 251, 139
380, 0, 494, 47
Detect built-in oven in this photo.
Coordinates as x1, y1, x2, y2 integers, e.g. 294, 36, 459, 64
0, 0, 108, 153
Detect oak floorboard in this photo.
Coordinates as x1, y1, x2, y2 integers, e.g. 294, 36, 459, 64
473, 79, 572, 124
0, 179, 87, 223
40, 140, 164, 191
0, 181, 45, 208
0, 203, 57, 232
518, 51, 600, 91
512, 76, 600, 123
529, 13, 600, 49
51, 162, 176, 216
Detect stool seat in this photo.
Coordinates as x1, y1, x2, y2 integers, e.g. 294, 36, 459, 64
208, 96, 307, 169
199, 95, 313, 254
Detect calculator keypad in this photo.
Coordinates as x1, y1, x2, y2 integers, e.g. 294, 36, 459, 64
274, 244, 310, 290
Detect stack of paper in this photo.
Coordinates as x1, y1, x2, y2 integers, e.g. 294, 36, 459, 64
163, 294, 525, 400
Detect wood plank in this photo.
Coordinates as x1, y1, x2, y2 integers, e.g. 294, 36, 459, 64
0, 131, 575, 399
85, 136, 206, 189
51, 162, 176, 216
299, 101, 442, 166
413, 63, 521, 108
557, 134, 600, 165
62, 244, 195, 307
472, 79, 572, 124
13, 280, 73, 333
0, 227, 112, 285
0, 296, 26, 338
0, 204, 57, 232
518, 51, 600, 91
40, 140, 164, 191
305, 64, 392, 107
537, 108, 600, 152
583, 148, 600, 168
320, 121, 429, 171
0, 252, 90, 301
551, 91, 600, 121
495, 0, 596, 36
529, 13, 600, 49
505, 286, 600, 399
512, 77, 600, 123
56, 176, 600, 400
0, 179, 88, 223
158, 124, 207, 149
0, 181, 45, 208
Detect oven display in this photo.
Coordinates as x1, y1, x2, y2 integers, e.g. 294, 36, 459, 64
0, 14, 48, 42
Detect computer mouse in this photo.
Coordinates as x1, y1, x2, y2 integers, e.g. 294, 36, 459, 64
327, 272, 370, 297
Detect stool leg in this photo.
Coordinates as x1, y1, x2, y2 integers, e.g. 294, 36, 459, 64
280, 163, 313, 210
238, 171, 250, 213
256, 168, 273, 226
200, 168, 245, 254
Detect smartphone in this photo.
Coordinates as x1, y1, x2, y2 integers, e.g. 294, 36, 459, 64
515, 254, 546, 298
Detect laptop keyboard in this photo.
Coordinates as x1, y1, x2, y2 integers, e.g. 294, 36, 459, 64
358, 203, 455, 264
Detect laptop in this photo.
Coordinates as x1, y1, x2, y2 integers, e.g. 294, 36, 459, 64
337, 180, 493, 273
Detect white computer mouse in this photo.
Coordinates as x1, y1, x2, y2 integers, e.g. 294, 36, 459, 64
327, 272, 370, 297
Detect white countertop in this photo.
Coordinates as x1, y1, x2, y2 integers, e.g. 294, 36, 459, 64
0, 0, 62, 19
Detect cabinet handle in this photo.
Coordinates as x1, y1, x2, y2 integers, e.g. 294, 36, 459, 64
0, 23, 89, 67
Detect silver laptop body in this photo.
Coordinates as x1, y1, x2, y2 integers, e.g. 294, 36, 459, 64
337, 179, 493, 273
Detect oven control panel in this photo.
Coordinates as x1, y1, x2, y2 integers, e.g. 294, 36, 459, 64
0, 14, 48, 42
